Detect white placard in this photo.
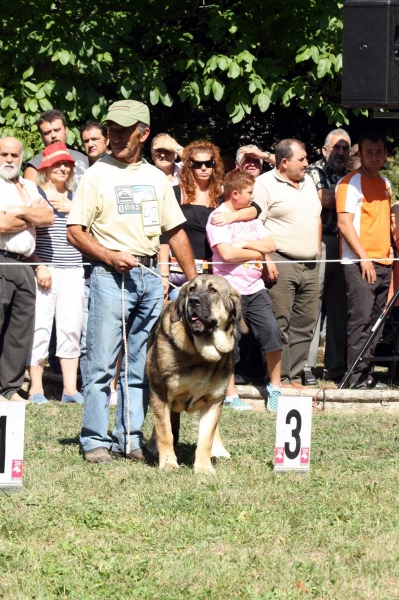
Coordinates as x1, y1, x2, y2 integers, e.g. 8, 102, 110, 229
274, 396, 312, 473
0, 402, 25, 490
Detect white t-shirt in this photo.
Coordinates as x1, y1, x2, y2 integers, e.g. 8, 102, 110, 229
0, 177, 41, 256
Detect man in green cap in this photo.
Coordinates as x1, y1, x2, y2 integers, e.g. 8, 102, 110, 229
67, 100, 197, 463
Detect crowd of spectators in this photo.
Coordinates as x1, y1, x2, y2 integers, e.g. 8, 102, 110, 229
0, 101, 395, 461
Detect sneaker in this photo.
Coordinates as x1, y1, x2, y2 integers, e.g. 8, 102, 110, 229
223, 396, 252, 411
29, 393, 48, 405
83, 447, 111, 463
61, 391, 84, 404
266, 383, 281, 413
302, 369, 317, 386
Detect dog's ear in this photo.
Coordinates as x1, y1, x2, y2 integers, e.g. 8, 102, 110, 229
229, 287, 249, 334
170, 281, 189, 323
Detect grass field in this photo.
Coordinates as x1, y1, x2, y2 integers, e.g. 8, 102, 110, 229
1, 404, 399, 600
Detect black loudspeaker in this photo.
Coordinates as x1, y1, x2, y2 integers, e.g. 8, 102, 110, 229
342, 0, 399, 108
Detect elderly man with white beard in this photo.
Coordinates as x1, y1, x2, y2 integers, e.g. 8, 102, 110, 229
0, 137, 54, 403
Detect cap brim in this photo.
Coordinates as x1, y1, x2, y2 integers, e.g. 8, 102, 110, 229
102, 114, 139, 127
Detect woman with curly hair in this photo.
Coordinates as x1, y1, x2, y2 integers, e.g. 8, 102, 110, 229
159, 140, 261, 299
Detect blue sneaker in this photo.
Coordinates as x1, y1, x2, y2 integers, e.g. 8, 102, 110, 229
29, 393, 48, 405
266, 383, 281, 412
223, 396, 252, 411
61, 392, 84, 404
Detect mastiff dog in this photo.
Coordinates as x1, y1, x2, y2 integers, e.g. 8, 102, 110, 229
146, 274, 246, 474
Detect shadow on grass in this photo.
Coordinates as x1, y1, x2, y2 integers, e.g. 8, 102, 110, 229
58, 436, 80, 446
175, 442, 196, 467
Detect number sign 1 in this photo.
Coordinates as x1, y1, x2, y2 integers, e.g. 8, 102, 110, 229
274, 396, 312, 473
0, 402, 25, 491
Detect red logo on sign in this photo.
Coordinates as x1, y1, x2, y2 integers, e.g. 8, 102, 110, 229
274, 447, 284, 465
11, 460, 23, 479
300, 448, 310, 465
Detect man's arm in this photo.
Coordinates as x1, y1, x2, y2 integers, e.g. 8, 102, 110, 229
5, 204, 54, 226
23, 166, 38, 184
317, 188, 336, 210
337, 212, 376, 283
215, 243, 264, 263
67, 225, 140, 273
0, 212, 29, 233
167, 226, 197, 280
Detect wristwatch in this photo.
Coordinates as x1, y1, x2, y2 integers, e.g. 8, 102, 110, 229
175, 145, 182, 153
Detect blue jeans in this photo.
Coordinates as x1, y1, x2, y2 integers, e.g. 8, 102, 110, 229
80, 263, 163, 453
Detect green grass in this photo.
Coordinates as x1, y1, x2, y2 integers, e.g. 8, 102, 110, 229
2, 406, 399, 599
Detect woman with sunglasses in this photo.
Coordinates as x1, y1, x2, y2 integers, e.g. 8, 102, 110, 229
160, 139, 262, 296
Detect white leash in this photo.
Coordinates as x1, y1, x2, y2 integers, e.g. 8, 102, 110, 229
121, 273, 131, 455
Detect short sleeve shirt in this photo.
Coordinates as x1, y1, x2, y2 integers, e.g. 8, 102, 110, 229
206, 205, 269, 296
336, 170, 392, 265
67, 155, 186, 256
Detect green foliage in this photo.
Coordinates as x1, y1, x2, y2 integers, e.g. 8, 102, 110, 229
0, 0, 351, 149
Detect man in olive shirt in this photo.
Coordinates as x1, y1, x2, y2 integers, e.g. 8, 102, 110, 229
255, 139, 322, 388
67, 100, 196, 463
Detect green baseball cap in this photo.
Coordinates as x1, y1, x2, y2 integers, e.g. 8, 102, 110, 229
103, 100, 150, 127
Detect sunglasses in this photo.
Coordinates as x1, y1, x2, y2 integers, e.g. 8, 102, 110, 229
190, 159, 215, 169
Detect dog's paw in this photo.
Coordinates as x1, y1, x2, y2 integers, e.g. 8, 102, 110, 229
159, 456, 179, 470
211, 445, 231, 459
194, 463, 216, 475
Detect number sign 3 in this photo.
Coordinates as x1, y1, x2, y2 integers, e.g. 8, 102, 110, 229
274, 397, 312, 473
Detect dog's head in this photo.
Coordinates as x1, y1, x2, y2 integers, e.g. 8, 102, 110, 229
170, 275, 247, 342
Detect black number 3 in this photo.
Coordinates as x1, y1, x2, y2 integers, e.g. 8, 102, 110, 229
0, 416, 6, 474
285, 409, 302, 460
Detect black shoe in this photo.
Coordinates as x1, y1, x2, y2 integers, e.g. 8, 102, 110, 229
351, 378, 389, 390
302, 369, 317, 386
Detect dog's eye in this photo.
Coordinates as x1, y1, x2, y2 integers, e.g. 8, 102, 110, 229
209, 287, 218, 294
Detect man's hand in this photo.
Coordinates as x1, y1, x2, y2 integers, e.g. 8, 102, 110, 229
161, 276, 169, 300
48, 197, 71, 213
36, 265, 52, 290
264, 256, 279, 283
210, 211, 235, 226
360, 260, 376, 284
109, 252, 140, 273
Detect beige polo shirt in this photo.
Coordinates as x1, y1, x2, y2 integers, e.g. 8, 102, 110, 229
254, 169, 321, 259
68, 154, 186, 256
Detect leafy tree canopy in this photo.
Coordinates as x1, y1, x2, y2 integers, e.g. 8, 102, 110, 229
0, 1, 352, 153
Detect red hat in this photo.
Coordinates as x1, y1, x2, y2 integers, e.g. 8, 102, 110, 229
37, 142, 75, 170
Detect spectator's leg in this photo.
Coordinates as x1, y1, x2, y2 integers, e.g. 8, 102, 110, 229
268, 255, 297, 384
324, 235, 347, 381
0, 261, 36, 398
343, 263, 376, 385
304, 240, 326, 372
288, 261, 320, 384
